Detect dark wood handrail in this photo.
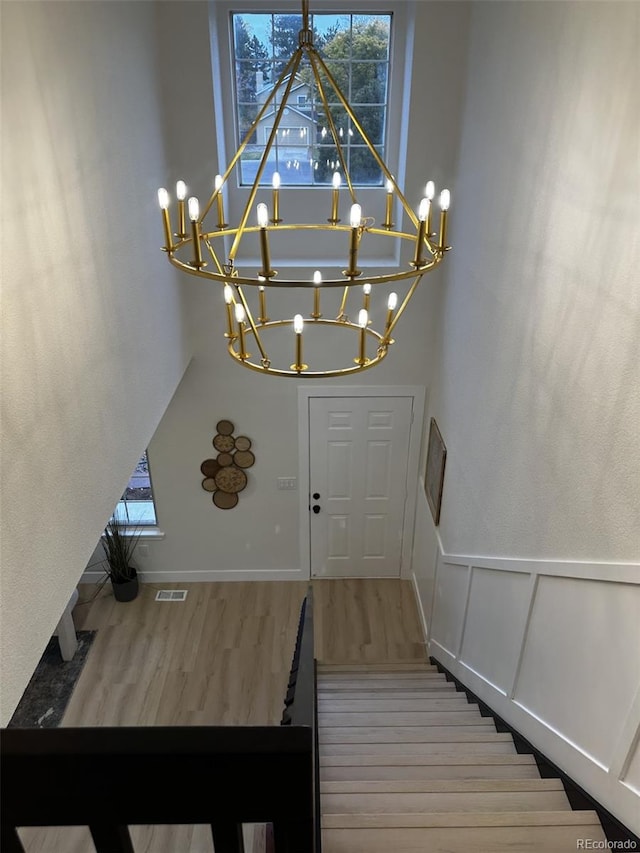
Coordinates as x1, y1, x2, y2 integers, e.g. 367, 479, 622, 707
1, 588, 320, 853
280, 586, 320, 851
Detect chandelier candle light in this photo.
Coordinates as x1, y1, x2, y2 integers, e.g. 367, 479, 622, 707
156, 0, 451, 377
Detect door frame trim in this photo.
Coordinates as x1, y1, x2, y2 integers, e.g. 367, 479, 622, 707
297, 385, 426, 580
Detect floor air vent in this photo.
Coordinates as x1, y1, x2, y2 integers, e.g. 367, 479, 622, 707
155, 590, 188, 602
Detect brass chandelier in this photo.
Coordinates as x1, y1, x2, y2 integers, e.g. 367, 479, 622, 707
157, 1, 451, 378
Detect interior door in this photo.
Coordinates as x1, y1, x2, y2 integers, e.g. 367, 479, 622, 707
309, 396, 414, 578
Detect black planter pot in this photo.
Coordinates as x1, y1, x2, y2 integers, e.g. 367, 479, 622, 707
111, 568, 139, 602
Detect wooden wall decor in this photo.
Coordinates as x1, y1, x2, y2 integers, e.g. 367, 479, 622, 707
200, 420, 255, 509
425, 417, 447, 526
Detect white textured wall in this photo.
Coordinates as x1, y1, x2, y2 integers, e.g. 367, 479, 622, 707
127, 1, 469, 581
429, 1, 639, 561
411, 1, 640, 832
0, 1, 191, 725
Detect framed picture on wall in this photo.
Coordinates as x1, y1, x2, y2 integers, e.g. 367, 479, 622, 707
425, 417, 447, 525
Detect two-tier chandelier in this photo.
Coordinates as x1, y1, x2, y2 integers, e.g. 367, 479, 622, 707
157, 1, 451, 378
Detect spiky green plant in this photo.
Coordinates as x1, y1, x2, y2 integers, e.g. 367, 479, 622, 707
101, 514, 140, 583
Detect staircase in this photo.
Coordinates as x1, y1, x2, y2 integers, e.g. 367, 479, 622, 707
317, 662, 607, 852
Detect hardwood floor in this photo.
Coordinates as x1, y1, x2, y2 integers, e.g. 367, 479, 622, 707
65, 580, 305, 727
19, 578, 426, 852
313, 578, 426, 665
60, 578, 426, 728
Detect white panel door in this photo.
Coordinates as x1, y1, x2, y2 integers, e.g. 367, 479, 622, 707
309, 396, 413, 578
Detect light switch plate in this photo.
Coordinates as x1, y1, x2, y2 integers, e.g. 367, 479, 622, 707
277, 477, 297, 490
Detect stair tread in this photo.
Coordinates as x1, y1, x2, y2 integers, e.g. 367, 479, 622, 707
319, 672, 445, 680
317, 681, 458, 699
321, 779, 564, 794
320, 664, 441, 668
321, 764, 541, 781
318, 698, 472, 711
320, 726, 499, 743
319, 711, 489, 727
321, 789, 571, 813
321, 824, 606, 853
317, 682, 454, 692
320, 753, 536, 766
322, 810, 603, 828
321, 741, 518, 755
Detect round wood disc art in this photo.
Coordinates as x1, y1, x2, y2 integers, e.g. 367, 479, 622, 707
234, 450, 255, 469
201, 421, 254, 509
213, 491, 238, 510
213, 433, 235, 453
201, 459, 220, 478
214, 465, 247, 494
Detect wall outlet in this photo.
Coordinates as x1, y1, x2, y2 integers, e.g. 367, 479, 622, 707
277, 477, 297, 490
138, 543, 149, 559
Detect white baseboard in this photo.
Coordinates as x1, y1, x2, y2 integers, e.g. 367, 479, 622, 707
80, 568, 309, 584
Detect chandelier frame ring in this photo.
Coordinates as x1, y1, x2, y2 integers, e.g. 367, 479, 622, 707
227, 316, 390, 378
168, 253, 441, 288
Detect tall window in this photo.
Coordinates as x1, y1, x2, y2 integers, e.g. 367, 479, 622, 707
115, 451, 157, 526
232, 12, 392, 187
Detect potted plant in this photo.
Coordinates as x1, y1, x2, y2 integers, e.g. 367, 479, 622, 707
101, 514, 141, 602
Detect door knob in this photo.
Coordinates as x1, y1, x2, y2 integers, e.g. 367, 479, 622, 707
312, 505, 321, 514
313, 492, 320, 500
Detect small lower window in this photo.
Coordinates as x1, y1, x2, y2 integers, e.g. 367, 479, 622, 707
115, 451, 157, 526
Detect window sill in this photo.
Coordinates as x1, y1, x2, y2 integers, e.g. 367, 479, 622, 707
102, 527, 165, 540
136, 527, 165, 540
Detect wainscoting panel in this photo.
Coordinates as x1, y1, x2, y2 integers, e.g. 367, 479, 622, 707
513, 575, 640, 771
415, 534, 640, 835
459, 567, 532, 695
411, 483, 439, 639
429, 561, 471, 659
